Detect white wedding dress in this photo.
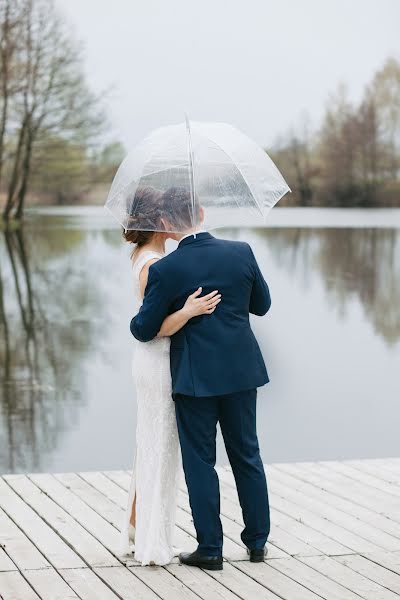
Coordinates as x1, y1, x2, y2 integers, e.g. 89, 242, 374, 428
118, 250, 181, 565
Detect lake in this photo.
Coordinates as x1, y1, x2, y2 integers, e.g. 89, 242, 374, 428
1, 207, 399, 474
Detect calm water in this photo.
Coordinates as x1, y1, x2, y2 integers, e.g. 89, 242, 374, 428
1, 208, 399, 474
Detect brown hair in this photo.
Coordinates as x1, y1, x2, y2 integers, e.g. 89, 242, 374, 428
161, 186, 200, 231
122, 186, 163, 259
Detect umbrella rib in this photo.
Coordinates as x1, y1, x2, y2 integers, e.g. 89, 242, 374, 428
191, 129, 265, 217
185, 114, 196, 225
107, 161, 189, 203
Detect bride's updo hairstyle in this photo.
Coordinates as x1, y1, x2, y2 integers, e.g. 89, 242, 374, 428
161, 186, 201, 231
122, 186, 163, 258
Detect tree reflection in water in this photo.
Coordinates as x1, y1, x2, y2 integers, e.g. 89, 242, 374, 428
261, 228, 400, 346
0, 224, 118, 473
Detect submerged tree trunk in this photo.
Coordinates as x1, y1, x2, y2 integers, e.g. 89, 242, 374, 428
2, 118, 28, 220
14, 128, 34, 220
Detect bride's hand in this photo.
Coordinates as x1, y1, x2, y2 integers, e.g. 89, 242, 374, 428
182, 288, 222, 318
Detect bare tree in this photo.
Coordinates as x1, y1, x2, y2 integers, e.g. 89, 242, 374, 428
369, 57, 400, 180
270, 59, 400, 207
271, 113, 319, 206
318, 84, 363, 204
357, 96, 379, 190
2, 0, 103, 221
0, 1, 25, 190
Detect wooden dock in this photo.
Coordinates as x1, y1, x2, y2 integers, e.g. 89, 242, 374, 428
1, 458, 400, 599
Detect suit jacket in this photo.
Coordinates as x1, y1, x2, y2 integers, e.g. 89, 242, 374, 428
130, 232, 271, 397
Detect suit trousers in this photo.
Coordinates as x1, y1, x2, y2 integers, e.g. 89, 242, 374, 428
174, 389, 270, 556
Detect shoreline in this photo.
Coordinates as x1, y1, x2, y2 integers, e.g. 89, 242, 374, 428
19, 205, 400, 229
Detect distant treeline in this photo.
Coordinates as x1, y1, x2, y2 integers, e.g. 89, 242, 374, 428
1, 2, 399, 220
272, 57, 400, 207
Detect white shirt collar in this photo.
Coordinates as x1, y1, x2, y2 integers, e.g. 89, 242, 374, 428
179, 229, 207, 242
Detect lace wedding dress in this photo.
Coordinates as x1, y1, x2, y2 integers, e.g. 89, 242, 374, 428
118, 250, 181, 565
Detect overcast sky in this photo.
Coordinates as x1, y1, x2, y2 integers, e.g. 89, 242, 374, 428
57, 0, 399, 150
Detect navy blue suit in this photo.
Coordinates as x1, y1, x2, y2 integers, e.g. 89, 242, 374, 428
131, 232, 271, 555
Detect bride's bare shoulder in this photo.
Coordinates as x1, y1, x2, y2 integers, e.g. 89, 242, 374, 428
133, 250, 162, 296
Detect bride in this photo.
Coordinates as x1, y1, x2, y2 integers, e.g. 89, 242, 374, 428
119, 186, 221, 565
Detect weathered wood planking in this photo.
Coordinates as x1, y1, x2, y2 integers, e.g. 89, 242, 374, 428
1, 458, 400, 600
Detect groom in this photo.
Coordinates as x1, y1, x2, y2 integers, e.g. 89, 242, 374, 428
130, 187, 271, 571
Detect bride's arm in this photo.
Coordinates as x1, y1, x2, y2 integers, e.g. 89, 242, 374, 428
139, 260, 221, 338
157, 287, 221, 337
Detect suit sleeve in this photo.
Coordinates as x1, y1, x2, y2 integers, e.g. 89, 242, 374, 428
247, 244, 271, 316
130, 263, 172, 342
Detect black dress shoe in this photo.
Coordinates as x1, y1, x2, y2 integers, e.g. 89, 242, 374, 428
247, 547, 268, 562
179, 550, 223, 570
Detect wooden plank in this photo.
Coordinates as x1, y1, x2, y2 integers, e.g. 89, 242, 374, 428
0, 507, 50, 571
268, 463, 400, 541
347, 460, 400, 487
299, 554, 399, 599
130, 565, 200, 600
361, 551, 400, 576
334, 554, 400, 595
23, 568, 80, 600
4, 474, 118, 568
378, 460, 400, 475
93, 566, 160, 599
165, 563, 242, 600
0, 548, 16, 572
205, 561, 282, 600
268, 525, 325, 557
265, 465, 400, 551
52, 473, 143, 568
0, 477, 84, 569
54, 472, 124, 528
78, 471, 128, 506
27, 473, 122, 566
311, 462, 400, 511
102, 471, 130, 490
268, 495, 388, 554
59, 567, 121, 600
275, 462, 400, 522
0, 571, 40, 600
322, 462, 400, 499
269, 556, 363, 600
232, 560, 324, 600
4, 461, 400, 600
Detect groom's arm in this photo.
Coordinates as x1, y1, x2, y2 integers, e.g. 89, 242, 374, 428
130, 263, 172, 342
247, 245, 271, 316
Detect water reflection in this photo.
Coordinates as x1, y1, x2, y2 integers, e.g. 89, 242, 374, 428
260, 228, 400, 345
0, 225, 120, 473
0, 216, 399, 473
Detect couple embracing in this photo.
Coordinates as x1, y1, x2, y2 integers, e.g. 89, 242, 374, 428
119, 185, 271, 570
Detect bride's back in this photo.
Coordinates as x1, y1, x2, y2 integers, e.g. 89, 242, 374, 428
132, 249, 163, 310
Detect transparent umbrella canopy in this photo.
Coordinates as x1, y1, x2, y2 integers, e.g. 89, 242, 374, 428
105, 118, 291, 233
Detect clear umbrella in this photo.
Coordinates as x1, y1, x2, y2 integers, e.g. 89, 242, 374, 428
105, 117, 291, 233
